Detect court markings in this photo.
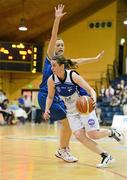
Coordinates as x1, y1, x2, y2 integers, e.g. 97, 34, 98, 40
1, 135, 127, 179
78, 162, 127, 179
3, 135, 127, 150
3, 135, 117, 142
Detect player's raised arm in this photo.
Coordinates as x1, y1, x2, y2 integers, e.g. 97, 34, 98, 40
47, 4, 66, 59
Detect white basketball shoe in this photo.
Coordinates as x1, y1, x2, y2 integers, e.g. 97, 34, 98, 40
97, 154, 115, 168
110, 128, 126, 145
55, 147, 78, 163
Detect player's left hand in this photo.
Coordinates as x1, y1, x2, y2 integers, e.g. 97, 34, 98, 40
91, 97, 96, 109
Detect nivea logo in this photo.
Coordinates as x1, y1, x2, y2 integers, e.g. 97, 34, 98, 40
88, 119, 95, 126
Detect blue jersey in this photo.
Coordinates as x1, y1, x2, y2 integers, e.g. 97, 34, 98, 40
38, 56, 67, 121
39, 56, 52, 92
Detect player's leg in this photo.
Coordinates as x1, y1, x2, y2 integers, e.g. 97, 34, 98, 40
79, 89, 126, 144
38, 92, 78, 162
74, 129, 115, 168
50, 102, 78, 162
84, 111, 126, 145
67, 113, 115, 168
59, 118, 72, 149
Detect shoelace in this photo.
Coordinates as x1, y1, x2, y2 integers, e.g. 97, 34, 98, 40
61, 149, 71, 157
66, 151, 72, 157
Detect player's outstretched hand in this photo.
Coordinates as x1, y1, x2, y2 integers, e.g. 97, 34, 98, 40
95, 50, 104, 61
55, 4, 67, 19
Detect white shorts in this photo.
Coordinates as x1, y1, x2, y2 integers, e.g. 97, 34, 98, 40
67, 110, 100, 133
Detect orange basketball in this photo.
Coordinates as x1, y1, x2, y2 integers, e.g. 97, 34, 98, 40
76, 96, 94, 114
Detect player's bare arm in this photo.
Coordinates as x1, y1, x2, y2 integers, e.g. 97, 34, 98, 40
47, 4, 66, 59
71, 50, 104, 65
72, 72, 96, 102
43, 77, 55, 120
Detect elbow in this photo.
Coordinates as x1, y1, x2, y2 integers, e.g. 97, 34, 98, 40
90, 88, 96, 94
89, 88, 96, 97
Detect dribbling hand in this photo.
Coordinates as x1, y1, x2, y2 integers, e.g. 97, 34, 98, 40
91, 97, 96, 109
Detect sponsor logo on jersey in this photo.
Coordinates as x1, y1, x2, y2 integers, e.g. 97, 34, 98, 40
88, 118, 95, 126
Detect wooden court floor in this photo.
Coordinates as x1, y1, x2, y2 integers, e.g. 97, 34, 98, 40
0, 123, 127, 180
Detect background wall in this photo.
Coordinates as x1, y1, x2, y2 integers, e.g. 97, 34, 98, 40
44, 1, 117, 87
0, 72, 42, 100
1, 1, 125, 100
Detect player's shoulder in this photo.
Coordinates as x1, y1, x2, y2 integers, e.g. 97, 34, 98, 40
45, 55, 51, 62
69, 69, 79, 75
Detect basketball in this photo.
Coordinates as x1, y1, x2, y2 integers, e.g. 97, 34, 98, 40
76, 96, 94, 114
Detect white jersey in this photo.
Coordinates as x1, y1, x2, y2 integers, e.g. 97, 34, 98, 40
52, 70, 79, 115
52, 70, 100, 132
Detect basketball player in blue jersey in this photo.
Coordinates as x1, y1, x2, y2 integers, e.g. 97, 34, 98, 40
43, 55, 126, 168
38, 4, 104, 163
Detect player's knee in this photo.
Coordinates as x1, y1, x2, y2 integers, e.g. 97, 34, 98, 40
87, 131, 99, 139
74, 131, 81, 141
74, 129, 86, 142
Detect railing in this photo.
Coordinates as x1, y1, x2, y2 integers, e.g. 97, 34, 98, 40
113, 59, 119, 78
95, 71, 108, 96
106, 64, 114, 84
95, 79, 101, 96
95, 61, 116, 95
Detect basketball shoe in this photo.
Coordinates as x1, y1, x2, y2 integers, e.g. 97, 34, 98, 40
109, 128, 126, 145
97, 153, 115, 168
55, 147, 78, 163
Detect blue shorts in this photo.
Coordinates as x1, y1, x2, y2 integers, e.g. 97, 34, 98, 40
38, 91, 66, 122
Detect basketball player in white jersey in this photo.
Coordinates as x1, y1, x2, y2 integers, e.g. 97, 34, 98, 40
43, 55, 126, 168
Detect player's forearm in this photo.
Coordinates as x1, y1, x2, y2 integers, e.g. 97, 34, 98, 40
72, 51, 104, 64
89, 88, 97, 102
47, 17, 61, 58
45, 96, 54, 112
72, 57, 97, 64
52, 17, 61, 37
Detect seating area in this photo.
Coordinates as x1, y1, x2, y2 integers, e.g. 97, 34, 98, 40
97, 101, 123, 125
111, 75, 127, 89
97, 74, 127, 125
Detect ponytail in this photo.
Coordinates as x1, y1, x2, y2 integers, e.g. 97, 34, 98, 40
52, 55, 78, 69
65, 59, 78, 69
